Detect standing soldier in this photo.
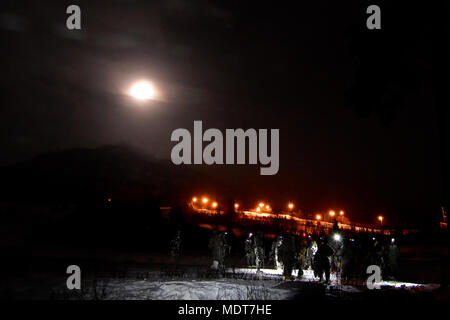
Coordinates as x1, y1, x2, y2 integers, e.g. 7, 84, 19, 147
386, 238, 400, 280
297, 238, 307, 277
315, 237, 334, 283
280, 234, 296, 280
244, 233, 255, 267
340, 238, 355, 281
208, 230, 225, 270
254, 231, 265, 271
369, 238, 385, 275
306, 239, 318, 270
269, 235, 283, 270
328, 232, 343, 274
222, 231, 231, 263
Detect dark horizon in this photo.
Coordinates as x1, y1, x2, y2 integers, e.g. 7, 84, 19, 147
0, 143, 442, 228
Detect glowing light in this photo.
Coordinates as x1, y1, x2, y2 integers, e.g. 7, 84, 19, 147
288, 203, 294, 209
256, 207, 261, 212
259, 202, 265, 208
378, 215, 384, 222
329, 210, 335, 217
333, 233, 341, 241
129, 80, 156, 100
234, 203, 239, 209
202, 197, 208, 204
316, 214, 322, 220
339, 210, 344, 216
212, 202, 218, 208
192, 197, 197, 203
265, 205, 270, 210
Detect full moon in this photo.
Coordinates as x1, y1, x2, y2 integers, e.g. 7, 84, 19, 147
129, 80, 156, 100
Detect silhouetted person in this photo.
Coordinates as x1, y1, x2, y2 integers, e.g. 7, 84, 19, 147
386, 239, 400, 280
280, 234, 296, 280
244, 233, 255, 266
295, 239, 307, 277
222, 231, 231, 261
254, 231, 265, 271
269, 235, 283, 270
208, 230, 226, 270
339, 239, 355, 281
368, 238, 385, 272
306, 240, 317, 270
315, 238, 334, 283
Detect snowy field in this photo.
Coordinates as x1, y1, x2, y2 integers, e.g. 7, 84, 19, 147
49, 267, 436, 300
227, 268, 429, 289
67, 278, 294, 300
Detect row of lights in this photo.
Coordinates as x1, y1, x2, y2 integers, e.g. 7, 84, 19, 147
256, 202, 296, 212
315, 211, 384, 224
192, 197, 218, 208
192, 197, 385, 224
257, 202, 270, 212
315, 210, 345, 220
192, 198, 295, 212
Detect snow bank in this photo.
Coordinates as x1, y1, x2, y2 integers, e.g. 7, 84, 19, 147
78, 278, 294, 300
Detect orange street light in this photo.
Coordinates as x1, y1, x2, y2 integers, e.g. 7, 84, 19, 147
256, 207, 261, 212
378, 215, 384, 223
234, 203, 239, 209
202, 197, 208, 204
192, 197, 197, 203
316, 214, 322, 220
212, 202, 218, 208
288, 203, 294, 210
265, 205, 270, 211
339, 210, 344, 216
259, 202, 265, 208
329, 210, 335, 217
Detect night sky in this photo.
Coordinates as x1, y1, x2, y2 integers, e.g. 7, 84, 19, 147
0, 1, 447, 224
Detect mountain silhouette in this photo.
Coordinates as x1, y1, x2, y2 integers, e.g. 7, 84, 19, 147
0, 144, 217, 205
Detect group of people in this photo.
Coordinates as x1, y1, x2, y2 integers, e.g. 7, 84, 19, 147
268, 231, 401, 283
209, 229, 399, 283
172, 227, 400, 283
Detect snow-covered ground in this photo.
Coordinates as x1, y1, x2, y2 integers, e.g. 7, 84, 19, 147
226, 267, 429, 289
72, 278, 294, 300
51, 267, 435, 300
